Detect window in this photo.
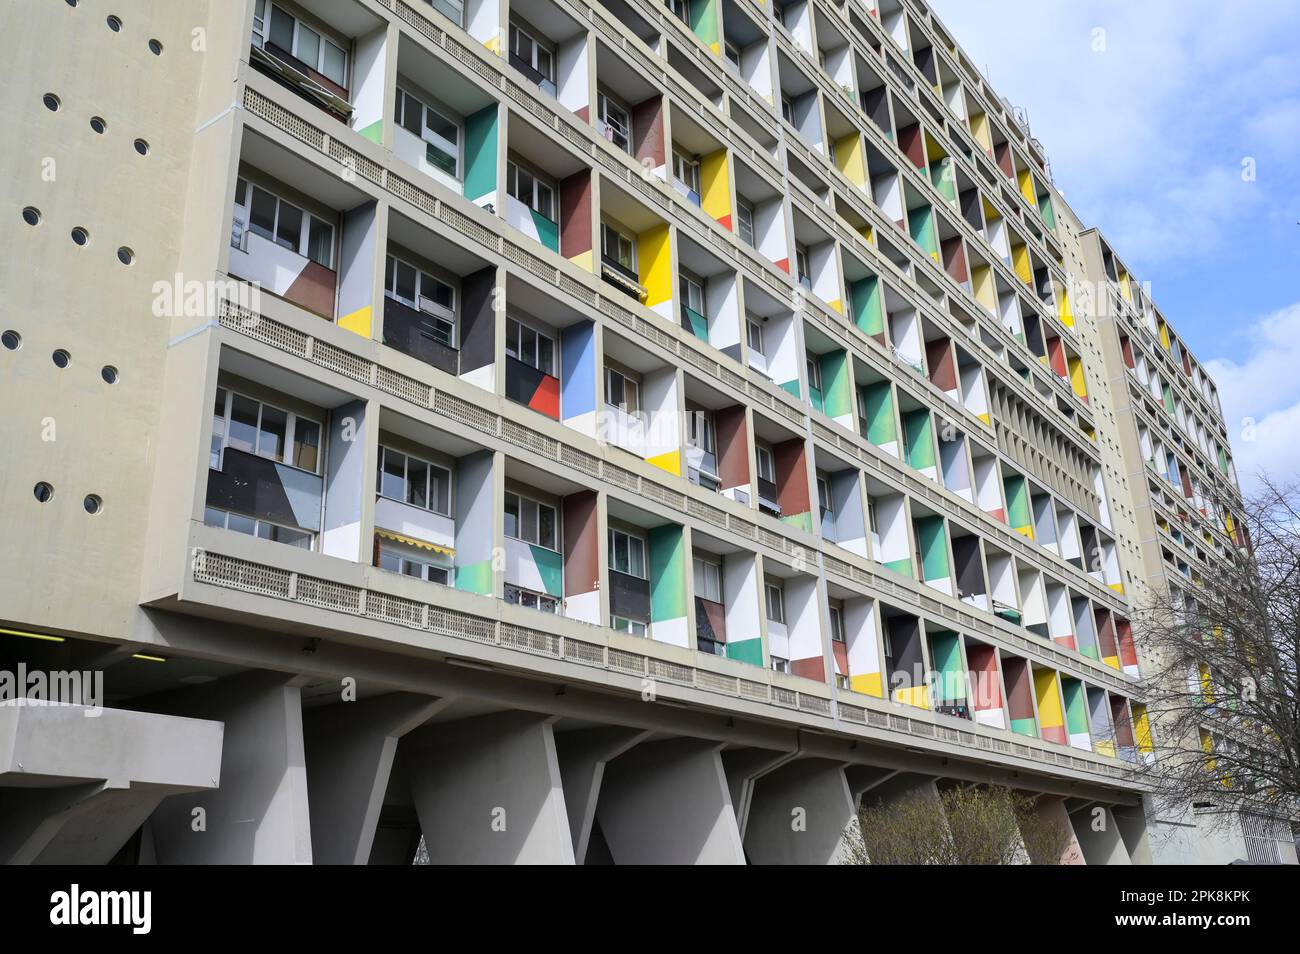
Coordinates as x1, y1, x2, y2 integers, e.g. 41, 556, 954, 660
737, 199, 755, 247
426, 0, 464, 27
505, 583, 559, 613
747, 318, 764, 356
385, 253, 456, 346
597, 89, 632, 154
504, 491, 558, 550
611, 615, 648, 637
666, 0, 690, 24
211, 386, 321, 473
506, 160, 556, 222
817, 474, 833, 518
604, 367, 640, 415
781, 95, 794, 125
680, 269, 706, 316
205, 507, 313, 549
233, 178, 334, 268
687, 409, 715, 455
608, 528, 647, 578
672, 150, 700, 197
505, 317, 555, 376
253, 1, 348, 88
378, 539, 450, 584
806, 352, 823, 393
770, 655, 790, 674
724, 40, 742, 72
765, 582, 785, 623
694, 557, 722, 602
829, 604, 845, 642
601, 222, 636, 272
796, 244, 811, 289
508, 22, 554, 83
394, 87, 460, 178
756, 444, 776, 483
377, 446, 452, 515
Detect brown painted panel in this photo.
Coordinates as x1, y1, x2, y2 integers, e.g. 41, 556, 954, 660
1002, 655, 1034, 720
563, 490, 599, 597
696, 597, 727, 643
925, 337, 957, 391
940, 236, 968, 283
774, 437, 811, 518
560, 169, 592, 260
791, 655, 826, 682
284, 261, 337, 319
714, 405, 749, 491
632, 95, 665, 170
897, 123, 925, 169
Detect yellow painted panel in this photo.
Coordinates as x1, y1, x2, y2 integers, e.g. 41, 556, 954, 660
638, 223, 672, 308
1094, 739, 1116, 759
1033, 668, 1064, 728
647, 449, 681, 476
851, 672, 883, 698
827, 298, 843, 314
1120, 271, 1133, 302
700, 149, 733, 226
1058, 287, 1073, 327
338, 305, 372, 338
971, 264, 996, 312
970, 112, 992, 153
1017, 167, 1035, 204
833, 133, 867, 187
1108, 581, 1124, 594
1012, 243, 1032, 284
1068, 355, 1088, 399
1014, 524, 1034, 540
1158, 321, 1171, 349
1132, 704, 1154, 754
982, 198, 1001, 223
893, 684, 930, 709
569, 249, 593, 273
1103, 654, 1120, 670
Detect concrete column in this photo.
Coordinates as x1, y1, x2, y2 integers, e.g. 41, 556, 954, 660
744, 758, 856, 865
304, 693, 448, 865
1069, 804, 1132, 865
1112, 804, 1153, 865
553, 727, 649, 864
596, 739, 745, 864
1028, 795, 1085, 865
0, 783, 165, 865
148, 671, 314, 864
721, 747, 796, 840
404, 712, 574, 864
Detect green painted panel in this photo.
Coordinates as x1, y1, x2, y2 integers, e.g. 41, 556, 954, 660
529, 544, 564, 597
648, 524, 686, 623
1038, 194, 1057, 230
683, 306, 709, 341
820, 349, 852, 418
1062, 678, 1089, 734
850, 276, 885, 337
357, 119, 384, 144
1079, 640, 1100, 661
463, 105, 498, 202
1217, 447, 1229, 474
929, 629, 964, 703
455, 559, 494, 595
861, 381, 897, 446
531, 209, 559, 253
929, 159, 956, 203
779, 379, 801, 399
914, 515, 950, 582
809, 386, 824, 414
884, 556, 914, 578
688, 0, 720, 49
907, 204, 938, 258
902, 409, 935, 471
1162, 383, 1175, 414
1010, 717, 1038, 738
1004, 474, 1031, 529
780, 511, 814, 534
726, 637, 764, 667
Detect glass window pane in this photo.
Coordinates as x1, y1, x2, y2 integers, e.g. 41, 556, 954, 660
322, 42, 346, 86
248, 187, 277, 241
406, 458, 429, 509
227, 395, 260, 454
204, 507, 226, 528
395, 260, 417, 303
258, 405, 287, 461
506, 318, 520, 358
425, 142, 457, 177
296, 24, 320, 70
399, 91, 422, 136
227, 512, 257, 536
521, 326, 536, 367
536, 183, 553, 220
292, 418, 320, 472
307, 218, 333, 267
275, 201, 302, 252
539, 505, 556, 550
425, 108, 458, 146
431, 466, 450, 515
630, 538, 645, 578
538, 336, 554, 376
380, 547, 402, 573
381, 450, 406, 500
522, 499, 538, 545
268, 6, 294, 51
504, 493, 520, 539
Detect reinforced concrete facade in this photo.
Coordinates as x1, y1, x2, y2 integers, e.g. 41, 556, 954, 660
0, 0, 1280, 864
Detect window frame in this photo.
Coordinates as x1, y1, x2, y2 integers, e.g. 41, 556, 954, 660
504, 490, 559, 552
376, 445, 453, 516
233, 177, 335, 269
254, 1, 349, 89
505, 315, 557, 377
211, 385, 322, 475
736, 198, 755, 246
508, 20, 555, 83
604, 366, 641, 416
505, 582, 560, 613
756, 444, 776, 482
693, 556, 723, 603
205, 506, 314, 549
600, 221, 637, 272
747, 318, 765, 356
672, 149, 701, 195
607, 527, 648, 579
679, 268, 706, 316
384, 252, 458, 347
596, 89, 632, 154
394, 85, 462, 180
506, 158, 557, 223
377, 539, 451, 584
765, 582, 785, 624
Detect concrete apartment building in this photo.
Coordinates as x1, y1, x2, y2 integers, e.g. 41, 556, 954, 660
0, 0, 1285, 864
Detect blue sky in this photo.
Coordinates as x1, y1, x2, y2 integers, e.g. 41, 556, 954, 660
927, 0, 1300, 490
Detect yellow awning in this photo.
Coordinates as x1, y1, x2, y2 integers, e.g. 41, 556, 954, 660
375, 528, 454, 557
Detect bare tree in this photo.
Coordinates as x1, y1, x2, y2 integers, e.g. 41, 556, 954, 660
1134, 476, 1300, 824
842, 785, 1069, 864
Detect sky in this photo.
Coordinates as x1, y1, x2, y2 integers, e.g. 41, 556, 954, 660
926, 0, 1300, 493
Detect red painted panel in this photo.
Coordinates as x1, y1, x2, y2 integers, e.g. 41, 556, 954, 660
966, 643, 1002, 711
285, 262, 338, 319
1094, 608, 1118, 659
1052, 633, 1077, 651
1041, 724, 1068, 745
940, 236, 968, 283
560, 169, 592, 260
774, 437, 811, 519
1002, 655, 1034, 721
994, 141, 1014, 178
773, 258, 790, 273
925, 337, 957, 391
1110, 696, 1136, 748
1046, 335, 1067, 377
898, 124, 925, 169
715, 405, 749, 490
528, 372, 560, 420
1120, 335, 1135, 369
632, 95, 665, 170
831, 640, 848, 675
562, 491, 599, 597
791, 655, 826, 682
1116, 618, 1138, 668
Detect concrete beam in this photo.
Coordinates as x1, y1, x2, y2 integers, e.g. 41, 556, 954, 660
304, 692, 449, 865
721, 747, 798, 839
1027, 795, 1085, 865
744, 758, 856, 865
1069, 804, 1132, 865
404, 711, 575, 864
553, 727, 650, 864
596, 739, 745, 864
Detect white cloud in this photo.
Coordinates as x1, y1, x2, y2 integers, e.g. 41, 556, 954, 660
1203, 301, 1300, 492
